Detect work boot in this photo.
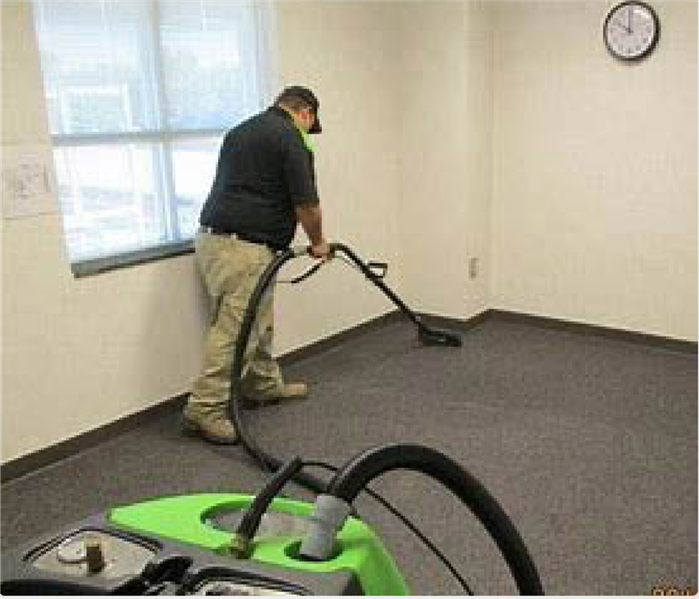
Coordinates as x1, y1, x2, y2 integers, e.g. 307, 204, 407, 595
182, 403, 238, 445
242, 382, 309, 409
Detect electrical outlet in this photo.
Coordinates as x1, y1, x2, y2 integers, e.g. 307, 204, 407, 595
468, 257, 479, 279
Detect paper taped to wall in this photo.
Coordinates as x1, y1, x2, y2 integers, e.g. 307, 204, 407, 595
1, 145, 57, 220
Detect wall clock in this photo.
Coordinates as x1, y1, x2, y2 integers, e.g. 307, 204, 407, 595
603, 1, 660, 61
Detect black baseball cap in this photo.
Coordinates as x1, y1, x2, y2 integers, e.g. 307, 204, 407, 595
275, 86, 322, 134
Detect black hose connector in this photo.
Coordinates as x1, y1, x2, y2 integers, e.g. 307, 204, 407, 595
229, 456, 304, 558
321, 444, 545, 596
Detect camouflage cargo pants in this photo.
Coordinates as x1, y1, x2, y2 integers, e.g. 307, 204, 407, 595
189, 230, 285, 412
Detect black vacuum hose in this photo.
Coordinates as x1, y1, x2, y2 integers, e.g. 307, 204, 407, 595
322, 443, 544, 595
226, 244, 543, 594
228, 246, 329, 494
228, 242, 462, 491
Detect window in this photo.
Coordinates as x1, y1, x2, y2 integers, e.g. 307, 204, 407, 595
33, 0, 275, 273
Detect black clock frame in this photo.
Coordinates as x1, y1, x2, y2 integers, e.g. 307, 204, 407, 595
603, 0, 660, 61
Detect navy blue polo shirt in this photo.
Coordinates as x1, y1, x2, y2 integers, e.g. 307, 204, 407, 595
200, 106, 319, 249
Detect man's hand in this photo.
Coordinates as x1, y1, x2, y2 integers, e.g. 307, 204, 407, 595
296, 203, 331, 260
309, 240, 332, 260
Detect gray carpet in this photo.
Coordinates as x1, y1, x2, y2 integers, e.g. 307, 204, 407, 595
1, 318, 696, 595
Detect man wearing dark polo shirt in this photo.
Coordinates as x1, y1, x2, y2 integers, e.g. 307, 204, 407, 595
183, 86, 330, 445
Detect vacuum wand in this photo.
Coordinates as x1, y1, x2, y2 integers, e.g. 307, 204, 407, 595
328, 243, 462, 347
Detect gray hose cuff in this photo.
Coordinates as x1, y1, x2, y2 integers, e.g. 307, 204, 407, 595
300, 494, 352, 561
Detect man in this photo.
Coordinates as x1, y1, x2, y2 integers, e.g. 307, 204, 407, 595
183, 86, 330, 445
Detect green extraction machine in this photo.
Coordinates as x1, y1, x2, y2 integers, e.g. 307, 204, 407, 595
0, 443, 544, 596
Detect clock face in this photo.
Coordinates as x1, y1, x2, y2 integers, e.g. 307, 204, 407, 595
604, 1, 660, 60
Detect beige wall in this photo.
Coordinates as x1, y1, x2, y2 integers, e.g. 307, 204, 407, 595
491, 0, 698, 340
273, 1, 405, 354
398, 1, 494, 320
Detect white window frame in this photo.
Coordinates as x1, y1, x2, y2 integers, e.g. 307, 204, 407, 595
33, 0, 276, 277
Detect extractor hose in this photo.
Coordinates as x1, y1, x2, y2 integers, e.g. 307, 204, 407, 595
301, 443, 545, 596
228, 247, 329, 495
229, 243, 463, 494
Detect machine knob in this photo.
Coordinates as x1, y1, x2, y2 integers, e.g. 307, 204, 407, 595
85, 539, 106, 573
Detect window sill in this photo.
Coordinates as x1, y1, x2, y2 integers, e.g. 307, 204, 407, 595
72, 240, 194, 278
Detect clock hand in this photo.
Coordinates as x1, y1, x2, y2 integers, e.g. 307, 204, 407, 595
628, 6, 633, 33
618, 14, 630, 34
